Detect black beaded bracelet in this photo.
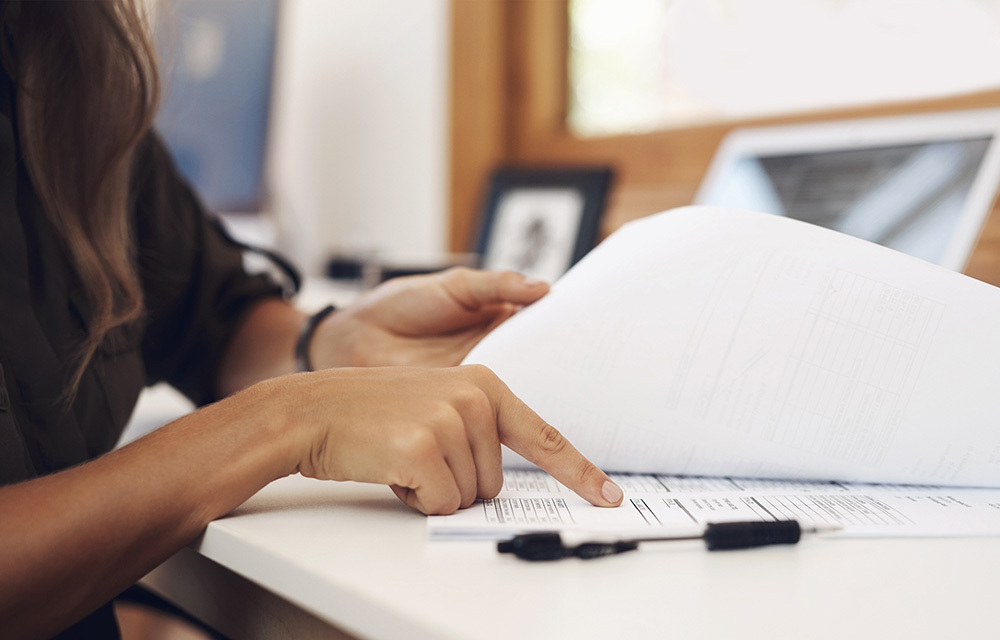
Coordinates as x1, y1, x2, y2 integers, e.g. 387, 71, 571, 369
295, 304, 336, 372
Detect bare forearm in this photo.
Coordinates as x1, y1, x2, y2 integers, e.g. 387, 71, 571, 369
0, 384, 300, 638
0, 363, 622, 637
215, 298, 307, 397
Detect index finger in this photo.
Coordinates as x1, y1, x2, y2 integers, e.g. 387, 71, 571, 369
470, 367, 623, 508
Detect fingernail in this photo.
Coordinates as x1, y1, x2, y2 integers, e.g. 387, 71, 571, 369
601, 480, 623, 504
522, 276, 547, 287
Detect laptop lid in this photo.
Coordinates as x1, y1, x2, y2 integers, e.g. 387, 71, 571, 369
693, 109, 1000, 270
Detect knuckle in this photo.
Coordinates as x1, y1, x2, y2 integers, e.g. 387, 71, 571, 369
445, 265, 473, 278
450, 382, 478, 404
498, 269, 522, 286
394, 427, 439, 462
427, 491, 463, 516
393, 405, 463, 460
479, 474, 503, 500
441, 494, 463, 515
452, 384, 491, 415
572, 460, 604, 489
535, 423, 569, 457
430, 402, 465, 434
389, 469, 417, 491
461, 363, 497, 385
439, 266, 472, 290
460, 490, 477, 510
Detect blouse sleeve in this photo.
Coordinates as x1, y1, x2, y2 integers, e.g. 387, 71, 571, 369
132, 132, 285, 406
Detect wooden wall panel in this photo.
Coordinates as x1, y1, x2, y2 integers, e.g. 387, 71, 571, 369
448, 0, 509, 252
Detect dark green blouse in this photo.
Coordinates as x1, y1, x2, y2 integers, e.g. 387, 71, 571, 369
0, 66, 282, 637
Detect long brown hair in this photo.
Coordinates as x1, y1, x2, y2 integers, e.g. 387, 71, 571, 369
0, 0, 159, 396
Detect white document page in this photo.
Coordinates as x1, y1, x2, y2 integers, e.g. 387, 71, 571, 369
464, 207, 1000, 487
428, 470, 1000, 539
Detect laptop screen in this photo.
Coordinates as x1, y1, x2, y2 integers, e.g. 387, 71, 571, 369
697, 137, 992, 266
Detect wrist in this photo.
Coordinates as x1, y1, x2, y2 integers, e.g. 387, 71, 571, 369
235, 372, 343, 481
130, 381, 307, 530
222, 378, 311, 480
296, 305, 336, 372
308, 308, 369, 370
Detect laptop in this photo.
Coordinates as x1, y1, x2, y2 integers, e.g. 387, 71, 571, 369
693, 109, 1000, 270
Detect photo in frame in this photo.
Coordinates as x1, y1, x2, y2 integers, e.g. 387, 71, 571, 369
475, 168, 614, 283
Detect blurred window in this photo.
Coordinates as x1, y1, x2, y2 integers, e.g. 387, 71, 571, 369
153, 0, 279, 213
569, 0, 1000, 136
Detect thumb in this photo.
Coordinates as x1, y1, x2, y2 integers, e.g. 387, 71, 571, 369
441, 268, 549, 310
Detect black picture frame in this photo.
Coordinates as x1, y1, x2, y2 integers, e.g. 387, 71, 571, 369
474, 167, 614, 282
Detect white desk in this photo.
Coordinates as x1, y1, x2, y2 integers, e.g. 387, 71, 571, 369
138, 471, 1000, 640
125, 280, 999, 639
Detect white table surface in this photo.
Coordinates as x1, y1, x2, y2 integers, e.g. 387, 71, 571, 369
141, 473, 999, 640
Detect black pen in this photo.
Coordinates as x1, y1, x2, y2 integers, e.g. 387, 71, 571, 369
497, 519, 841, 561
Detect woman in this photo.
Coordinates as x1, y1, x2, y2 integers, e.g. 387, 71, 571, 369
0, 2, 623, 637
